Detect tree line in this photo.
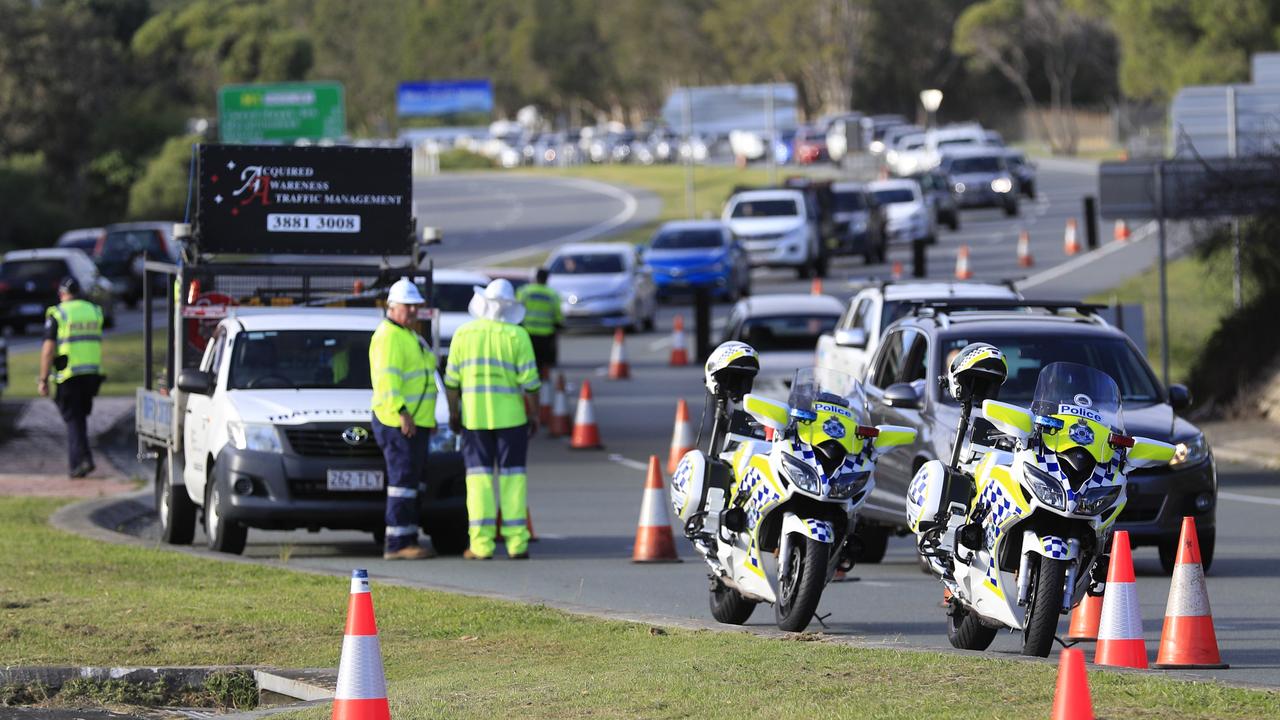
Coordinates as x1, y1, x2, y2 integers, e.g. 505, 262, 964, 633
1, 0, 1278, 249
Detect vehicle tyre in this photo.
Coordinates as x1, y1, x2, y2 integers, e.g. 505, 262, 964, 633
708, 577, 757, 625
796, 264, 812, 279
854, 524, 890, 564
643, 308, 656, 332
430, 521, 469, 556
154, 455, 195, 545
814, 255, 829, 278
947, 214, 960, 231
1024, 182, 1036, 199
205, 468, 248, 555
947, 602, 998, 650
371, 526, 386, 548
775, 533, 829, 631
1159, 527, 1214, 575
103, 299, 117, 330
1022, 555, 1068, 657
1004, 201, 1019, 218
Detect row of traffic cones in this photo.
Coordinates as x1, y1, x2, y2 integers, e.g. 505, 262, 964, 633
943, 218, 1135, 279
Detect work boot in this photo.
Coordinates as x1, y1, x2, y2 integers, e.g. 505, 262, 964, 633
463, 549, 492, 560
509, 551, 530, 560
70, 461, 94, 479
383, 544, 437, 560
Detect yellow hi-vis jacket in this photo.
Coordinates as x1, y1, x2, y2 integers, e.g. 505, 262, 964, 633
47, 299, 103, 383
516, 283, 562, 337
369, 318, 437, 428
444, 318, 540, 430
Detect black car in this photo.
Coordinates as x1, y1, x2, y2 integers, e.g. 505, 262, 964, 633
829, 181, 887, 263
855, 305, 1215, 574
1004, 149, 1038, 198
0, 248, 117, 334
910, 170, 960, 231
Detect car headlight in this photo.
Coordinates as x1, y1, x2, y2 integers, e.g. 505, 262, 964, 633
953, 182, 966, 193
1077, 485, 1122, 515
228, 421, 283, 453
1170, 433, 1209, 467
991, 177, 1013, 194
1023, 463, 1065, 510
781, 453, 821, 494
852, 220, 867, 233
829, 469, 870, 500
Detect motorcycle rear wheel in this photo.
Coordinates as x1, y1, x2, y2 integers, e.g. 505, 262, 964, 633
1022, 556, 1068, 657
947, 602, 997, 651
709, 577, 757, 625
775, 533, 829, 632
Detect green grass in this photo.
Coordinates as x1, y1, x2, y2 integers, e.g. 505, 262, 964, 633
1087, 244, 1259, 384
5, 330, 165, 398
1, 498, 1275, 719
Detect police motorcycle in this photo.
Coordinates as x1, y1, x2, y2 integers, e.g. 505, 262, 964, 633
671, 342, 916, 631
906, 345, 1175, 656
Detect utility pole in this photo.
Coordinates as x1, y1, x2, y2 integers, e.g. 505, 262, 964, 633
1227, 86, 1243, 309
683, 88, 695, 219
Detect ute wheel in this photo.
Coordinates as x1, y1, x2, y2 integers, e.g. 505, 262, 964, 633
1004, 201, 1019, 218
709, 577, 757, 625
155, 455, 195, 545
948, 215, 960, 231
204, 467, 247, 555
430, 521, 469, 556
775, 533, 829, 632
854, 525, 889, 564
947, 601, 998, 651
1159, 527, 1214, 575
1022, 556, 1067, 657
371, 527, 386, 548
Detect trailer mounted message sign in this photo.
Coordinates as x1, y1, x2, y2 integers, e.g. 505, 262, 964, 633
218, 82, 346, 143
195, 144, 412, 256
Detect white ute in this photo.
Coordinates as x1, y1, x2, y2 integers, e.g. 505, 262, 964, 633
722, 189, 822, 278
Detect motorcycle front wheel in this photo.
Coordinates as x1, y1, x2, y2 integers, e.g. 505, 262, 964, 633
709, 577, 757, 625
1022, 556, 1068, 657
775, 533, 829, 632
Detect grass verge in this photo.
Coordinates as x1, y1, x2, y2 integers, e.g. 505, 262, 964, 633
1, 497, 1275, 719
4, 330, 165, 399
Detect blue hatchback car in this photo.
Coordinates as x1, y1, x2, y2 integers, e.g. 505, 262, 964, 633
642, 221, 752, 302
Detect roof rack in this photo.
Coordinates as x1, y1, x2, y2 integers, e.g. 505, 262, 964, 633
907, 299, 1108, 327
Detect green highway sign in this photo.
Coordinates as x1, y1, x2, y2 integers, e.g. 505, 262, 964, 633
217, 82, 346, 143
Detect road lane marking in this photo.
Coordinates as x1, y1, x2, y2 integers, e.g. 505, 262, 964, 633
1016, 219, 1156, 291
608, 453, 650, 472
1218, 491, 1280, 507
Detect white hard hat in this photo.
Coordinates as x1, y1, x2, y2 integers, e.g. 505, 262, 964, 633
387, 277, 425, 305
468, 278, 525, 324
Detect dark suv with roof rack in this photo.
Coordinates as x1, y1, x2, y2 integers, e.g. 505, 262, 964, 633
853, 301, 1215, 575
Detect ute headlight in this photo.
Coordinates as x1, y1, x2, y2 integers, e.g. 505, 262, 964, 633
228, 421, 283, 453
1024, 463, 1065, 510
829, 469, 870, 500
1077, 485, 1122, 515
991, 177, 1014, 194
1170, 433, 1209, 467
781, 453, 821, 494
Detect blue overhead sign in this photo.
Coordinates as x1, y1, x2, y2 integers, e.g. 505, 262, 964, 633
397, 79, 494, 117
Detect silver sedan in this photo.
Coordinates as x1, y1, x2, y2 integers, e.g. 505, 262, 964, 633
546, 242, 657, 332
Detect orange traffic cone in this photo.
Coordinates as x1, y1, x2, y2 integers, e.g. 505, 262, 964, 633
332, 569, 390, 720
549, 373, 571, 437
1095, 530, 1148, 668
570, 380, 603, 449
608, 328, 630, 379
954, 245, 973, 280
669, 315, 689, 366
633, 455, 680, 563
1154, 517, 1228, 669
538, 376, 552, 426
1051, 647, 1095, 720
811, 277, 824, 295
891, 260, 904, 280
1114, 219, 1130, 243
1064, 218, 1082, 256
667, 398, 695, 473
1016, 229, 1034, 268
1067, 592, 1104, 642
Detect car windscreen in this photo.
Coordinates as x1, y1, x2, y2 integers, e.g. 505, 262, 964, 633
936, 332, 1161, 406
0, 259, 67, 284
729, 199, 799, 218
228, 330, 373, 390
948, 156, 1002, 174
872, 189, 914, 204
651, 229, 723, 250
432, 282, 478, 312
100, 230, 151, 262
548, 253, 625, 274
733, 314, 839, 351
833, 191, 867, 212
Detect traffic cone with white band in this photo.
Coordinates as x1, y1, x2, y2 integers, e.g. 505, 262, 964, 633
570, 380, 603, 449
1153, 517, 1228, 669
608, 328, 630, 379
1064, 218, 1082, 256
811, 277, 824, 295
1094, 530, 1148, 668
891, 261, 904, 280
633, 455, 680, 563
332, 569, 390, 720
1051, 647, 1095, 720
1113, 219, 1130, 243
669, 315, 689, 367
954, 245, 973, 280
667, 398, 695, 473
549, 373, 571, 437
1016, 229, 1034, 268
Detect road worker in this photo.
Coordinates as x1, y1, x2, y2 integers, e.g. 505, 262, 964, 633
445, 279, 540, 560
516, 267, 562, 378
38, 277, 104, 478
369, 277, 438, 560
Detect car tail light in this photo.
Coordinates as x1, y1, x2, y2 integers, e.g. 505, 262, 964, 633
93, 233, 105, 258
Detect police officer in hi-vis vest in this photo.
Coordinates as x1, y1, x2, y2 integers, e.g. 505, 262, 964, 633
516, 267, 562, 378
38, 277, 104, 478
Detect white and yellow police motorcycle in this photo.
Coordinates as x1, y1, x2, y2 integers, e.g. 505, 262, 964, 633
907, 346, 1174, 656
671, 342, 915, 631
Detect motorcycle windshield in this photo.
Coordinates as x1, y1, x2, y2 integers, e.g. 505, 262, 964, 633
789, 368, 868, 454
1029, 362, 1124, 462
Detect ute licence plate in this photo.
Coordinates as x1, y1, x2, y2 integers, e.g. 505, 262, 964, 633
326, 470, 384, 491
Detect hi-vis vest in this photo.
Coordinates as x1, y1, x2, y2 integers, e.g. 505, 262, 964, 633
47, 299, 103, 383
369, 318, 437, 428
444, 318, 540, 430
516, 283, 562, 337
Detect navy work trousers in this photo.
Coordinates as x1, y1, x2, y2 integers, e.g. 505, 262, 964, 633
55, 375, 96, 474
372, 418, 428, 552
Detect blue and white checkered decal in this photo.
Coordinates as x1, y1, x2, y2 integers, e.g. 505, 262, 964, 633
908, 473, 928, 508
1034, 449, 1120, 512
738, 466, 781, 531
803, 518, 834, 542
977, 477, 1019, 549
1041, 535, 1070, 559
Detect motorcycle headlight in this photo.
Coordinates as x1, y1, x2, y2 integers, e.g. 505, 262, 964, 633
781, 453, 821, 494
1077, 485, 1122, 516
829, 469, 870, 500
228, 421, 283, 454
991, 177, 1014, 194
1170, 433, 1209, 467
1024, 463, 1065, 510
